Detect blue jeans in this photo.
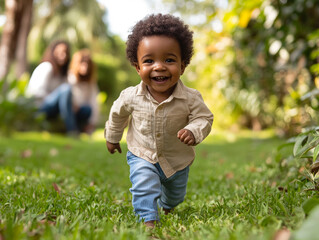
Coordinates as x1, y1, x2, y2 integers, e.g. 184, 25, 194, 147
127, 151, 189, 222
76, 105, 92, 132
39, 83, 91, 132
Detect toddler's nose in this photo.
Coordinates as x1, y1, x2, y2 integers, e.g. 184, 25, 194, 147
153, 62, 166, 71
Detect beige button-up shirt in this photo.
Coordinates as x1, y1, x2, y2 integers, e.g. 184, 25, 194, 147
105, 79, 214, 177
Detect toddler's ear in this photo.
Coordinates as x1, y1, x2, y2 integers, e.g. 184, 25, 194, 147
134, 63, 140, 73
181, 62, 186, 75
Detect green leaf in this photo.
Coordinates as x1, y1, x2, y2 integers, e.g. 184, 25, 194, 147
294, 206, 319, 240
310, 63, 319, 75
294, 134, 319, 158
302, 198, 319, 215
277, 142, 294, 151
293, 134, 308, 156
310, 49, 319, 60
308, 29, 319, 40
313, 145, 319, 162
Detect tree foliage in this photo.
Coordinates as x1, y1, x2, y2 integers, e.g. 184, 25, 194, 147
0, 0, 4, 13
29, 0, 109, 61
228, 0, 319, 133
163, 0, 319, 134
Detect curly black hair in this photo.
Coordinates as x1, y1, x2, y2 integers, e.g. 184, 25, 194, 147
126, 14, 194, 67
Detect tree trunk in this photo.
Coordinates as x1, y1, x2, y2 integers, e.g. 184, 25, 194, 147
15, 0, 33, 78
0, 0, 33, 80
0, 0, 19, 80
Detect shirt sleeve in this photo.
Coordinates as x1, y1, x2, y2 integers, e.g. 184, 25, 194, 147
26, 62, 53, 99
184, 90, 214, 145
104, 89, 131, 143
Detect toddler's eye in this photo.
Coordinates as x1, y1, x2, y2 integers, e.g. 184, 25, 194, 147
166, 58, 175, 63
143, 59, 153, 64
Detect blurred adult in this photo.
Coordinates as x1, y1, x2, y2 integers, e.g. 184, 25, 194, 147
68, 49, 100, 134
26, 40, 78, 134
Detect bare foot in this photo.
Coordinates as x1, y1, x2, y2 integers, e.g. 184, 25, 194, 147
144, 220, 156, 228
163, 208, 174, 215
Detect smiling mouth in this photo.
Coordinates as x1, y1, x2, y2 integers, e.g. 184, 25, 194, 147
152, 76, 169, 82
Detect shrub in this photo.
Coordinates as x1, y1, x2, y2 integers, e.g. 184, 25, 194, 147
0, 75, 44, 136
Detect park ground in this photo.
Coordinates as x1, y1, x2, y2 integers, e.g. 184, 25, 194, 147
0, 129, 317, 239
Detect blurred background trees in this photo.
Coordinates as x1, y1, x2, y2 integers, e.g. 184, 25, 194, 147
28, 0, 139, 101
0, 0, 33, 79
225, 0, 319, 135
163, 0, 319, 136
0, 0, 139, 132
0, 0, 319, 136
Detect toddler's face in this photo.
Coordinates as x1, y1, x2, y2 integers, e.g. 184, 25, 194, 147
135, 35, 185, 99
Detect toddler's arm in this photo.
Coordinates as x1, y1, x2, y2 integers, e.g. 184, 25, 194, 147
105, 88, 132, 153
177, 129, 195, 146
106, 141, 122, 154
184, 91, 214, 145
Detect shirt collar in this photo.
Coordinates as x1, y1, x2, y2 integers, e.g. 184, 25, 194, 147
136, 79, 187, 100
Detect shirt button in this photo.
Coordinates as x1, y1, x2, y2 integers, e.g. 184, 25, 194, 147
158, 153, 162, 157
158, 105, 163, 110
156, 133, 161, 138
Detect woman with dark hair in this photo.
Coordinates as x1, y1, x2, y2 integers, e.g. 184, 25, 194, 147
68, 49, 99, 134
26, 40, 78, 134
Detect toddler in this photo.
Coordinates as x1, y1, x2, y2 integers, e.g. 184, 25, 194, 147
104, 14, 214, 228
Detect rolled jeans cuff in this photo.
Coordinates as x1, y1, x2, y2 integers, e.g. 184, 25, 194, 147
137, 211, 160, 222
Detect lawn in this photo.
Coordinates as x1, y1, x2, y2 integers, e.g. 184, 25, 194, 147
0, 130, 314, 239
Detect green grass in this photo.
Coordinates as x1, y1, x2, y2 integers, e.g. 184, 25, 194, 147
0, 130, 313, 239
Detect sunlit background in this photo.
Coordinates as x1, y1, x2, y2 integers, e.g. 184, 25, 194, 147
0, 0, 319, 137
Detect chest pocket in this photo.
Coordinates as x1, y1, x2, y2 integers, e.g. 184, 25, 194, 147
132, 112, 152, 135
166, 114, 189, 135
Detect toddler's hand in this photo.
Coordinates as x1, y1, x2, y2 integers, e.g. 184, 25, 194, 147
177, 129, 195, 146
106, 141, 122, 154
